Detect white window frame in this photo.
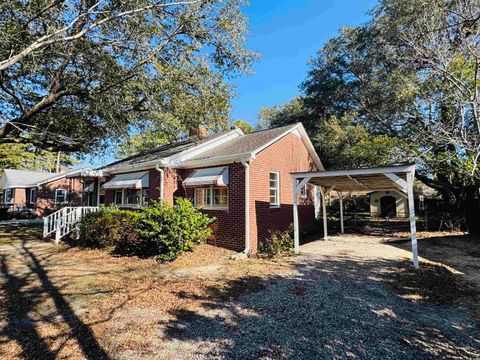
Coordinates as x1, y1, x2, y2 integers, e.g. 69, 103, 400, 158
194, 186, 228, 210
124, 189, 141, 206
55, 188, 67, 204
114, 190, 123, 205
114, 189, 148, 208
269, 171, 280, 207
4, 189, 12, 204
29, 188, 36, 204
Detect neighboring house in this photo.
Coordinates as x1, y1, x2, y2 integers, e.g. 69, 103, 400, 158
0, 169, 87, 216
368, 186, 439, 218
84, 123, 323, 253
369, 190, 408, 218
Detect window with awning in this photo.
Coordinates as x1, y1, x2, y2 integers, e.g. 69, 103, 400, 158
183, 167, 229, 187
102, 171, 149, 190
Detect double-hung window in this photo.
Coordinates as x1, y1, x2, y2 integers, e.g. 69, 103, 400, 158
55, 189, 67, 204
269, 171, 280, 207
194, 187, 228, 209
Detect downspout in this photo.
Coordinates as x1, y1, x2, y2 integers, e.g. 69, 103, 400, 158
155, 164, 164, 202
241, 159, 250, 254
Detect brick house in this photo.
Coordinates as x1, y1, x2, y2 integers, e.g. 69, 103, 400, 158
0, 169, 87, 217
86, 123, 323, 253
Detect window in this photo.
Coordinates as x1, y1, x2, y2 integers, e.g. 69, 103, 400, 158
55, 189, 67, 204
124, 189, 140, 205
213, 187, 228, 207
115, 190, 123, 205
114, 189, 147, 207
194, 187, 228, 209
269, 171, 280, 207
4, 189, 12, 204
29, 189, 36, 204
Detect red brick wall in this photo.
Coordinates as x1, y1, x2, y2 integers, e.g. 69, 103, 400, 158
100, 131, 319, 253
35, 177, 83, 216
181, 163, 246, 252
248, 131, 319, 252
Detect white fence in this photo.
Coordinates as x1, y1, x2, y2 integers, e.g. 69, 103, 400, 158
43, 206, 99, 243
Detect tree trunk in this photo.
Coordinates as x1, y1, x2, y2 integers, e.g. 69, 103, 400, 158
464, 187, 480, 235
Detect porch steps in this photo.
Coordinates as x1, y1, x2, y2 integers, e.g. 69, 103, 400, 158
43, 206, 99, 243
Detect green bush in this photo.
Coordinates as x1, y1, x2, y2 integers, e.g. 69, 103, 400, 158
259, 224, 294, 257
77, 199, 213, 261
135, 198, 213, 262
78, 206, 140, 248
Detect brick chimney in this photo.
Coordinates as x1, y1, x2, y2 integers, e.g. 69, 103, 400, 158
189, 126, 207, 139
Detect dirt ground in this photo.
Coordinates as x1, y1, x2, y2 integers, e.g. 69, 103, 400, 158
0, 226, 479, 359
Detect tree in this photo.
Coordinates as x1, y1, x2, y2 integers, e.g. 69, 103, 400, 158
0, 0, 256, 152
260, 99, 404, 170
0, 144, 78, 172
263, 0, 480, 234
231, 120, 254, 133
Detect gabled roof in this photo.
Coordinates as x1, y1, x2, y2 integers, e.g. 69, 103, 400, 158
102, 131, 231, 172
0, 168, 88, 189
101, 122, 323, 173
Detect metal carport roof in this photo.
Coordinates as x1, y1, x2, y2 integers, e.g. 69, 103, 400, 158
291, 164, 419, 268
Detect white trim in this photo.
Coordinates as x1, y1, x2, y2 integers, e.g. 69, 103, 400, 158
250, 123, 324, 172
173, 152, 255, 169
104, 129, 244, 173
170, 129, 243, 163
291, 164, 415, 179
269, 171, 280, 207
55, 188, 68, 204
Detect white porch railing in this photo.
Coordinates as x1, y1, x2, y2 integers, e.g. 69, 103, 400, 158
43, 206, 99, 243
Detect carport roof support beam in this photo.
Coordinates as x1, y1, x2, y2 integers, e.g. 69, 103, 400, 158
383, 173, 408, 194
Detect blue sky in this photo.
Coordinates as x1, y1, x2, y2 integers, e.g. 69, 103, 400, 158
231, 0, 376, 127
83, 0, 376, 167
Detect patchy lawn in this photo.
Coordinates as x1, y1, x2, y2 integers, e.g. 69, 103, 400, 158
0, 227, 479, 359
0, 222, 43, 247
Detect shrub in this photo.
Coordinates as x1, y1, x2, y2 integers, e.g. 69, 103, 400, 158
134, 198, 213, 261
78, 206, 140, 248
259, 224, 294, 257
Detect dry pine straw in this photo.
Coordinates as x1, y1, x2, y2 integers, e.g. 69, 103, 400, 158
0, 243, 296, 359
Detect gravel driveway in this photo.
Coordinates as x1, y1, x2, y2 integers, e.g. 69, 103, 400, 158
123, 236, 480, 360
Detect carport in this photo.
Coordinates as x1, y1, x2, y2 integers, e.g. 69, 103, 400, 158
291, 164, 419, 268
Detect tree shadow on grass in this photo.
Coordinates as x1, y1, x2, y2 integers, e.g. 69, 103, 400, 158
161, 256, 480, 359
0, 240, 117, 359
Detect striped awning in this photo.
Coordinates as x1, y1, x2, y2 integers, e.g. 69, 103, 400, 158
183, 167, 229, 187
102, 171, 149, 189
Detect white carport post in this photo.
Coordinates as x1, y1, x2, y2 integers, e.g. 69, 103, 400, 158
293, 177, 310, 254
319, 186, 328, 239
293, 181, 300, 254
338, 191, 344, 234
407, 167, 419, 268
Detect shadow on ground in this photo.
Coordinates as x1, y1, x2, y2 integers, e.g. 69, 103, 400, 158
161, 256, 480, 360
0, 239, 116, 359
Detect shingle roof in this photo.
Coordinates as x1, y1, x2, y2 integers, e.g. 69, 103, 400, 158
0, 168, 84, 189
102, 132, 227, 169
186, 124, 298, 161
